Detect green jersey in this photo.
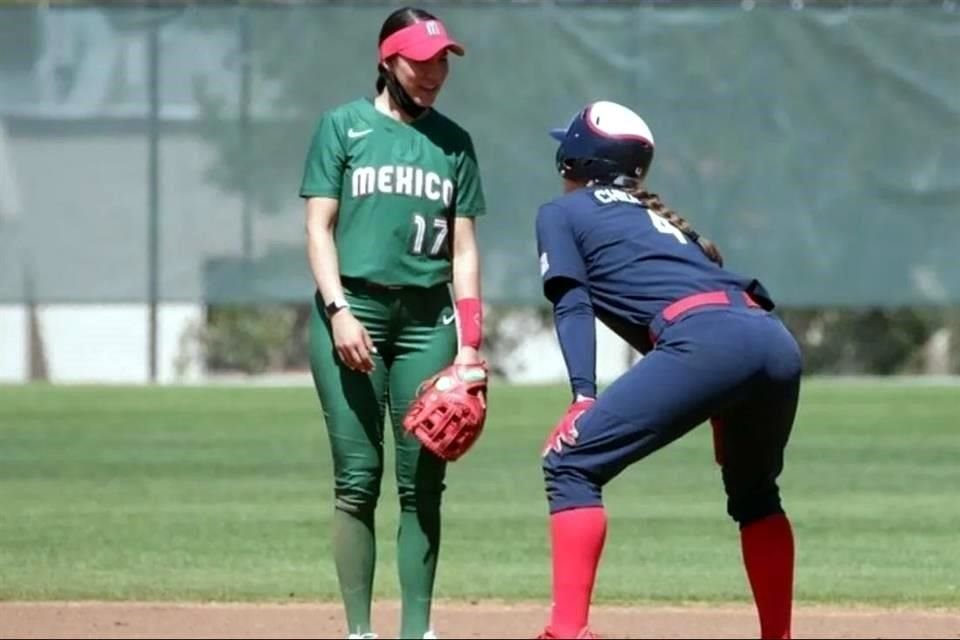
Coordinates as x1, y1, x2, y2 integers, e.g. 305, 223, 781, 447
300, 98, 486, 288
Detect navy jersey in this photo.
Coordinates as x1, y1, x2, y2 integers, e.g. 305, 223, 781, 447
536, 186, 772, 340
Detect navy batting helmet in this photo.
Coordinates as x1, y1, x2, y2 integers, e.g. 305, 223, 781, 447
549, 101, 655, 184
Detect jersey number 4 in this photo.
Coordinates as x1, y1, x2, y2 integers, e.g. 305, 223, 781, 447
647, 210, 687, 244
409, 213, 449, 257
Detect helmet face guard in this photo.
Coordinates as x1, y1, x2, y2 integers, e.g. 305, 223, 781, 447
550, 101, 655, 184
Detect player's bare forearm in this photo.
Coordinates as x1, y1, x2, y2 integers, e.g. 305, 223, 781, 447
451, 216, 483, 361
451, 216, 481, 300
304, 197, 345, 305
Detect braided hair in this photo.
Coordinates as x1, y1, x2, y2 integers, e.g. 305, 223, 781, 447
605, 176, 723, 266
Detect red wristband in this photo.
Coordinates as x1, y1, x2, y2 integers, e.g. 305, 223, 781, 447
455, 297, 483, 349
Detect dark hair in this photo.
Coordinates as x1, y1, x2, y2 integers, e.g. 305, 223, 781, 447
624, 186, 724, 266
375, 6, 438, 92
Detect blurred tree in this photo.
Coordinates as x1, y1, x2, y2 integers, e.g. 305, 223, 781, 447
779, 308, 942, 375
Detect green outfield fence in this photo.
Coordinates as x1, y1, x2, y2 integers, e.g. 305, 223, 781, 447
0, 1, 957, 306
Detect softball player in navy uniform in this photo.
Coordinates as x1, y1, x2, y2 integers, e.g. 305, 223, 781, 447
535, 101, 802, 640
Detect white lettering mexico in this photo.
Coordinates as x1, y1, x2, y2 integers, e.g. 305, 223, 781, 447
352, 165, 453, 206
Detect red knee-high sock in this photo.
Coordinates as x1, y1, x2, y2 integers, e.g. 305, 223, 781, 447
549, 507, 607, 636
740, 513, 794, 640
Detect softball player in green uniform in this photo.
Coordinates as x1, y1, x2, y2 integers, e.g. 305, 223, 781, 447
299, 7, 485, 639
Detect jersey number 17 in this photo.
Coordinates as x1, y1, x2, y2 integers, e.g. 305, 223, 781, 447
409, 213, 449, 257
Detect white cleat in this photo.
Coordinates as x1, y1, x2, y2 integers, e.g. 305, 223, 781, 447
423, 632, 438, 639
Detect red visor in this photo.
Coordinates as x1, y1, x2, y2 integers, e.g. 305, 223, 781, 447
378, 19, 465, 63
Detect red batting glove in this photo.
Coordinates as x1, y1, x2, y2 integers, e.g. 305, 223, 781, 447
542, 397, 596, 457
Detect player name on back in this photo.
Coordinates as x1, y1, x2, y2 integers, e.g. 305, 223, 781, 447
351, 165, 454, 206
593, 188, 641, 205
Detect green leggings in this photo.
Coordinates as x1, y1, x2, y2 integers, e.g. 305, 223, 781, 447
309, 279, 457, 638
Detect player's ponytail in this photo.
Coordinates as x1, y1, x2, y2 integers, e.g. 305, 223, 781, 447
633, 190, 724, 267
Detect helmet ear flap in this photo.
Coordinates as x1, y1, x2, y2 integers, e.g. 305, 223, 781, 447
556, 144, 582, 179
556, 155, 594, 182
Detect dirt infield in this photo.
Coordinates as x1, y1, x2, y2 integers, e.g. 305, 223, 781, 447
1, 601, 958, 639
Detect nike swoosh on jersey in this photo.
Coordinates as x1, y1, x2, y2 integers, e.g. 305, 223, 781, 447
347, 127, 373, 139
441, 312, 456, 325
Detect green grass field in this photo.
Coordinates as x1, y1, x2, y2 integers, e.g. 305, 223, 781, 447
1, 380, 958, 608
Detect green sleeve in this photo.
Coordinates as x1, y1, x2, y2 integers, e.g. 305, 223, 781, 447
299, 112, 345, 199
454, 134, 486, 217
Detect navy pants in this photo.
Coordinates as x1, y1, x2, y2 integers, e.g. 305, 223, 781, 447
543, 304, 802, 527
